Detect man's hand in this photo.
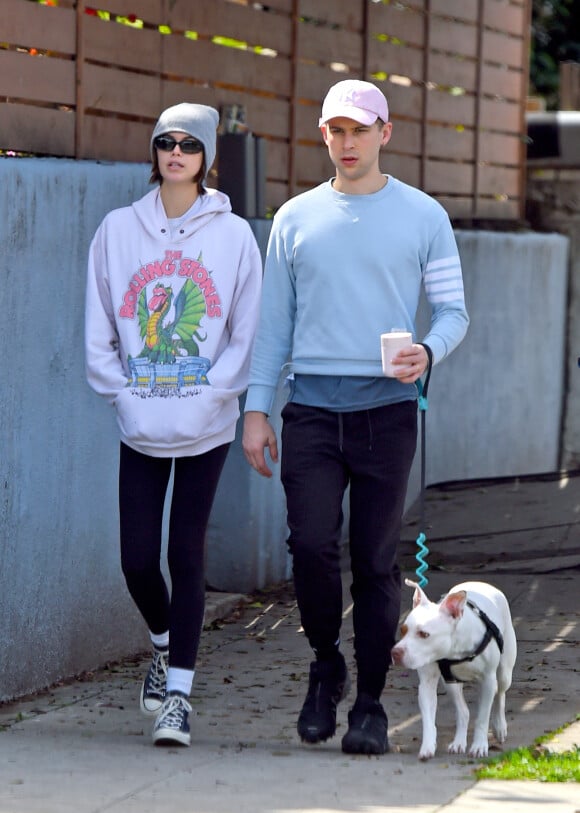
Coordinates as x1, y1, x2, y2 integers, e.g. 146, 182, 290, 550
242, 411, 279, 478
391, 343, 429, 384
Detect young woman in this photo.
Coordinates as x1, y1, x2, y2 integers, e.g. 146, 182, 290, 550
85, 103, 262, 747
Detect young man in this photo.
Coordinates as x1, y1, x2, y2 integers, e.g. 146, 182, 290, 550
242, 80, 468, 754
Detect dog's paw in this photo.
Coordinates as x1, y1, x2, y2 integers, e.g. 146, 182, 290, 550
468, 740, 489, 758
493, 726, 507, 743
448, 740, 466, 755
418, 741, 436, 760
491, 717, 508, 743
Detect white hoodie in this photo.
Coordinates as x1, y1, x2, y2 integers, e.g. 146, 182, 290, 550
85, 186, 262, 457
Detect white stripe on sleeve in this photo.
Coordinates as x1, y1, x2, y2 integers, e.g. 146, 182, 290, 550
424, 256, 464, 304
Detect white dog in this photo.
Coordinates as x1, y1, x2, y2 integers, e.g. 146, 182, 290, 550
391, 579, 517, 760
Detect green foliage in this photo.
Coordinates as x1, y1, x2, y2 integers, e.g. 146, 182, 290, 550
530, 0, 580, 109
477, 745, 580, 782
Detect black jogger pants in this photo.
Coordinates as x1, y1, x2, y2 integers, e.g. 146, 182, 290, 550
280, 400, 417, 699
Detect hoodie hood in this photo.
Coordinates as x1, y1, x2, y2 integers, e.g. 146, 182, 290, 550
132, 187, 232, 241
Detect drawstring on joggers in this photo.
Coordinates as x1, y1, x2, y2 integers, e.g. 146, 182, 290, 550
336, 410, 373, 452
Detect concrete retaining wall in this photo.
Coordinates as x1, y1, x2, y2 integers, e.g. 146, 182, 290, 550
418, 230, 569, 484
527, 170, 580, 470
0, 158, 569, 700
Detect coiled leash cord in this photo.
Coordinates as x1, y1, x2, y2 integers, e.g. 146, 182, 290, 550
415, 343, 433, 587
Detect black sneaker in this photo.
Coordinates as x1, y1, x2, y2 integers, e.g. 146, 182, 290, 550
140, 648, 168, 716
152, 691, 192, 747
341, 693, 389, 755
297, 654, 350, 744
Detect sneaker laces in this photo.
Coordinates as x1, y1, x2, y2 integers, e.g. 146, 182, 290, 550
146, 650, 168, 695
157, 694, 192, 729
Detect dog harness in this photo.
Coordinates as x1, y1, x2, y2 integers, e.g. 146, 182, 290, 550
438, 600, 505, 683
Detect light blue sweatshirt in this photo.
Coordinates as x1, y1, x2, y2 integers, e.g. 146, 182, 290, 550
245, 176, 469, 415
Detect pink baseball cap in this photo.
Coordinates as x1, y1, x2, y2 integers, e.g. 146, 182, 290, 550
319, 79, 389, 127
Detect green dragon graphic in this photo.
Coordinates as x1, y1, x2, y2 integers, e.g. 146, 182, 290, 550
137, 278, 206, 363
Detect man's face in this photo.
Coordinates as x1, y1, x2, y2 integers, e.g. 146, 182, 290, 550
320, 116, 392, 189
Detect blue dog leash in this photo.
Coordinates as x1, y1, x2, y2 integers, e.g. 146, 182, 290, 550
415, 344, 433, 587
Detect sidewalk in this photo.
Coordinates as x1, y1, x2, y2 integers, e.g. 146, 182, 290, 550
0, 473, 579, 813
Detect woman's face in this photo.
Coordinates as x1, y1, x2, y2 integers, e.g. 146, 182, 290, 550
155, 131, 204, 186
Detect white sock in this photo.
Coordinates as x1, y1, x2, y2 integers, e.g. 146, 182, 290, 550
166, 667, 195, 697
150, 631, 169, 650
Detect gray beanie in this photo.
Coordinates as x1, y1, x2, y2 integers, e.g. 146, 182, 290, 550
150, 102, 219, 179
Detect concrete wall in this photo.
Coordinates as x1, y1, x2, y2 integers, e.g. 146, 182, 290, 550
417, 230, 569, 484
527, 170, 580, 469
0, 158, 569, 700
0, 159, 154, 701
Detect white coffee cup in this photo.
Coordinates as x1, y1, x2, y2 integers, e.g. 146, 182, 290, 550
381, 331, 412, 377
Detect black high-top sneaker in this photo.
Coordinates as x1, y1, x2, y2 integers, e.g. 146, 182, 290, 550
297, 653, 350, 743
341, 692, 389, 755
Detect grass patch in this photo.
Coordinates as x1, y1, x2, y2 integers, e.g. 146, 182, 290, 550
476, 718, 580, 783
477, 746, 580, 782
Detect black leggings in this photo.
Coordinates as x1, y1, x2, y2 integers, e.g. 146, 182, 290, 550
118, 441, 229, 670
281, 401, 417, 699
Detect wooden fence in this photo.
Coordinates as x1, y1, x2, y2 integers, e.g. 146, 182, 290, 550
1, 0, 531, 221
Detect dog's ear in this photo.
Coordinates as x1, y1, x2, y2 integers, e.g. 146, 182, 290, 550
405, 578, 429, 608
440, 590, 467, 619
